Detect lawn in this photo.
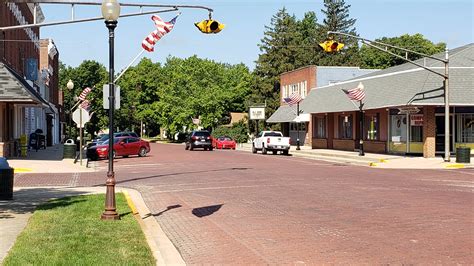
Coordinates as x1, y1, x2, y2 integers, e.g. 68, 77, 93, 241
3, 193, 155, 265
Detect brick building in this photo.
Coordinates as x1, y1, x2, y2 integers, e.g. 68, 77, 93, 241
296, 44, 474, 158
267, 65, 378, 145
0, 3, 61, 157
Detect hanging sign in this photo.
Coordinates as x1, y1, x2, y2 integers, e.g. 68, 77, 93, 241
249, 107, 265, 120
410, 114, 423, 126
398, 106, 420, 115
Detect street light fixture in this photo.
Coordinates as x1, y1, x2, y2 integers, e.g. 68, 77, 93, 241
67, 79, 74, 90
101, 0, 120, 220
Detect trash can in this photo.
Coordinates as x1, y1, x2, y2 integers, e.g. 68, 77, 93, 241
0, 157, 14, 200
63, 139, 76, 159
456, 147, 471, 163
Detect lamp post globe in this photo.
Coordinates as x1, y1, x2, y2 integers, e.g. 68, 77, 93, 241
67, 79, 74, 90
101, 0, 120, 221
101, 0, 120, 21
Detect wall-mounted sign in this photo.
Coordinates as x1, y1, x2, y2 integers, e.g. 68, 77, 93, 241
249, 107, 265, 120
410, 114, 423, 126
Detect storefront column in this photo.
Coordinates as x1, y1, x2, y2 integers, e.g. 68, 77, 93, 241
423, 106, 436, 158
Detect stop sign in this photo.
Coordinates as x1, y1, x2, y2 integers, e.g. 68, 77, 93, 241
72, 108, 90, 128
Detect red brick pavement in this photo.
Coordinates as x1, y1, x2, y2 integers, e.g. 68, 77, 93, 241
14, 143, 474, 264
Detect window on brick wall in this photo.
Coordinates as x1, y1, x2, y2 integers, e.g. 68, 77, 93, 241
365, 113, 379, 140
313, 116, 326, 138
339, 115, 353, 139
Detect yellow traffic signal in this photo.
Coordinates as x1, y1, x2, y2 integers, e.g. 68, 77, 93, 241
319, 40, 344, 53
195, 19, 225, 34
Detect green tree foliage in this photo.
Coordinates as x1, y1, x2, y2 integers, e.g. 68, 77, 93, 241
211, 120, 249, 144
253, 8, 321, 124
318, 0, 360, 66
117, 56, 252, 138
59, 60, 108, 139
359, 33, 447, 69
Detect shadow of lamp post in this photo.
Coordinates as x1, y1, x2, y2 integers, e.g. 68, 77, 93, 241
101, 0, 120, 220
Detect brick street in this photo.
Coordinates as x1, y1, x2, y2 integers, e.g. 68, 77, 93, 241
14, 143, 474, 264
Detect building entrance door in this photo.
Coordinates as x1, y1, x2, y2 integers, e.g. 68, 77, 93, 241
435, 115, 453, 153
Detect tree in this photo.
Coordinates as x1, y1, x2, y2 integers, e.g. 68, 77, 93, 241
118, 56, 252, 139
59, 60, 108, 139
318, 0, 360, 66
359, 33, 447, 69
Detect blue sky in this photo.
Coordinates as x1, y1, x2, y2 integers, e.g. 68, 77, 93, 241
40, 0, 473, 71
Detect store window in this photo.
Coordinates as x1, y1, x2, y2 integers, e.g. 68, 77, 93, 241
410, 114, 423, 142
458, 114, 474, 143
313, 116, 326, 138
339, 115, 353, 139
390, 115, 407, 142
365, 113, 379, 140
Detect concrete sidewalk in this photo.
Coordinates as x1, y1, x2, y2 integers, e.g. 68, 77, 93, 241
7, 144, 96, 173
236, 143, 473, 169
0, 186, 184, 265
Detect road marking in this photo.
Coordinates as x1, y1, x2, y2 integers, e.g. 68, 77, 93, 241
116, 163, 162, 168
13, 168, 33, 173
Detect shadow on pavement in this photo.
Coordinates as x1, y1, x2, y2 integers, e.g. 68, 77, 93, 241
112, 167, 251, 185
143, 204, 182, 218
192, 204, 223, 218
0, 187, 96, 219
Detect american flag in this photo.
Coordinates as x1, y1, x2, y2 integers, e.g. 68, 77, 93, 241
78, 87, 92, 101
283, 93, 303, 106
142, 14, 179, 52
343, 82, 366, 101
80, 99, 91, 111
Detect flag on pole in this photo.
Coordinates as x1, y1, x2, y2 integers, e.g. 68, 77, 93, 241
141, 13, 180, 52
78, 87, 92, 101
283, 93, 303, 106
342, 82, 366, 101
80, 99, 91, 111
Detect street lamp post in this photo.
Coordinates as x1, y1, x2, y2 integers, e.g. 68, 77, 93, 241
66, 80, 74, 138
101, 0, 120, 220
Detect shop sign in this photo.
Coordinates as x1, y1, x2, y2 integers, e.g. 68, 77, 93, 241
249, 107, 265, 120
398, 106, 420, 115
410, 114, 423, 126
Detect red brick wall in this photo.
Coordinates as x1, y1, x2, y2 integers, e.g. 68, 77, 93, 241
333, 139, 355, 151
0, 3, 39, 76
365, 141, 387, 153
423, 106, 436, 158
280, 65, 316, 105
312, 138, 328, 149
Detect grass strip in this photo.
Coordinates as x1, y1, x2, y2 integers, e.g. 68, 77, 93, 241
3, 193, 155, 266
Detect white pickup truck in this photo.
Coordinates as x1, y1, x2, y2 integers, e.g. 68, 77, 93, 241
252, 131, 291, 155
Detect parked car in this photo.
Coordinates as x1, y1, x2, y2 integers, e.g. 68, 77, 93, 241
88, 131, 139, 148
86, 136, 150, 160
213, 136, 236, 150
185, 130, 213, 151
252, 131, 290, 155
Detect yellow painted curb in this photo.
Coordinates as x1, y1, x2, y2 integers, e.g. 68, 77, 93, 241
13, 168, 33, 173
379, 159, 387, 163
123, 191, 139, 215
369, 162, 378, 167
445, 164, 465, 169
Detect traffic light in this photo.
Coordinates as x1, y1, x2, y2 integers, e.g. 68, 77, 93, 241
195, 19, 225, 34
319, 40, 344, 53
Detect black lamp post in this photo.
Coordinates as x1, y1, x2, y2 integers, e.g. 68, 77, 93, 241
101, 0, 120, 220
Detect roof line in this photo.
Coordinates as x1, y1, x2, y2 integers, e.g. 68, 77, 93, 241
313, 67, 473, 90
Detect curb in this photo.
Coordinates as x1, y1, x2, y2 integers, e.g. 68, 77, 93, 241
120, 188, 186, 266
444, 163, 465, 169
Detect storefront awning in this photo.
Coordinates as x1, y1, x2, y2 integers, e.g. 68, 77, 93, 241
0, 62, 46, 105
267, 105, 310, 123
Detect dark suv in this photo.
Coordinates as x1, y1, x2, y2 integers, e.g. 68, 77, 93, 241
185, 131, 213, 151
